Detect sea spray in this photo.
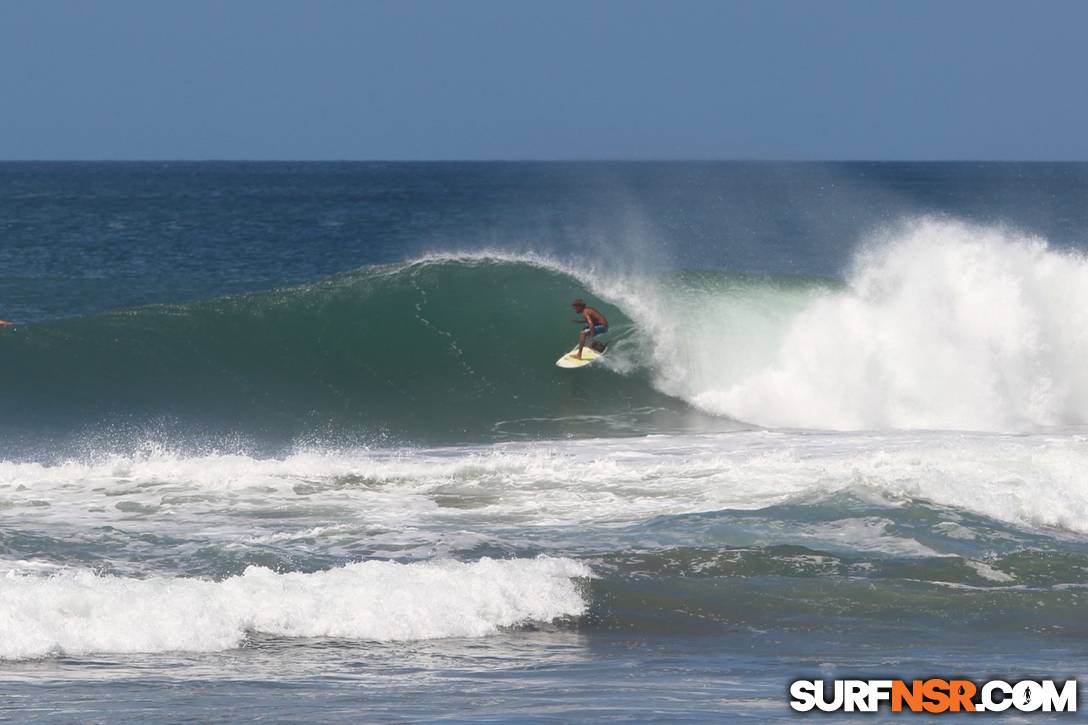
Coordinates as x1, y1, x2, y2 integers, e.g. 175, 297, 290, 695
632, 219, 1088, 431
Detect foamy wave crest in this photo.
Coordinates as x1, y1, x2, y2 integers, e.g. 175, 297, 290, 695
656, 219, 1088, 431
0, 556, 591, 660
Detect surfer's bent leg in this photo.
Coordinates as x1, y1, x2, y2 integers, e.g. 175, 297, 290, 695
577, 327, 591, 358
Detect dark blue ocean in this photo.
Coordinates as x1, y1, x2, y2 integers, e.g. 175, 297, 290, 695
2, 162, 1088, 721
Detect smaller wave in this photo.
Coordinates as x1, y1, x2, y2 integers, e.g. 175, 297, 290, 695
0, 556, 591, 660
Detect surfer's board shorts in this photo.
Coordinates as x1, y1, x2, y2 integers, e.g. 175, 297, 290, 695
582, 325, 609, 336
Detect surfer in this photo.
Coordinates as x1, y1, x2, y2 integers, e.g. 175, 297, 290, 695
571, 298, 608, 359
0, 320, 14, 328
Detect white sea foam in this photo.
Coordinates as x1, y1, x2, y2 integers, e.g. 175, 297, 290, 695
3, 430, 1088, 540
784, 517, 944, 558
637, 219, 1088, 432
0, 556, 591, 660
964, 560, 1016, 583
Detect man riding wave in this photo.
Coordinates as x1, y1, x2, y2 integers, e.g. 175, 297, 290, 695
571, 298, 608, 359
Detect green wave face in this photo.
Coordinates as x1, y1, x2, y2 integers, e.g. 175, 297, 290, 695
1, 258, 706, 446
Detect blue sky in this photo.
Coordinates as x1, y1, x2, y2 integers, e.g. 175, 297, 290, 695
2, 0, 1085, 160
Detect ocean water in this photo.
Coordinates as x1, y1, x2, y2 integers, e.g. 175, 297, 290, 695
2, 162, 1088, 722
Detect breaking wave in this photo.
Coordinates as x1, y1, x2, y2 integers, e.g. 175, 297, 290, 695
4, 217, 1088, 440
0, 556, 590, 660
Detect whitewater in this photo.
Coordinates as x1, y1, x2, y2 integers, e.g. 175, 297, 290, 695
3, 161, 1088, 722
580, 217, 1088, 433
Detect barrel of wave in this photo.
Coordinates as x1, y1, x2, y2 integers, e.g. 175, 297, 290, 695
0, 256, 672, 443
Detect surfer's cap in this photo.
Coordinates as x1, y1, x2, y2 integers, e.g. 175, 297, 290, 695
571, 299, 586, 308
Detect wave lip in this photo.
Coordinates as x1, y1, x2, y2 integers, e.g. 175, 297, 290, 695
0, 556, 592, 660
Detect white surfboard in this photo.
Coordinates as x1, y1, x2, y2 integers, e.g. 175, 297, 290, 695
555, 345, 604, 369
